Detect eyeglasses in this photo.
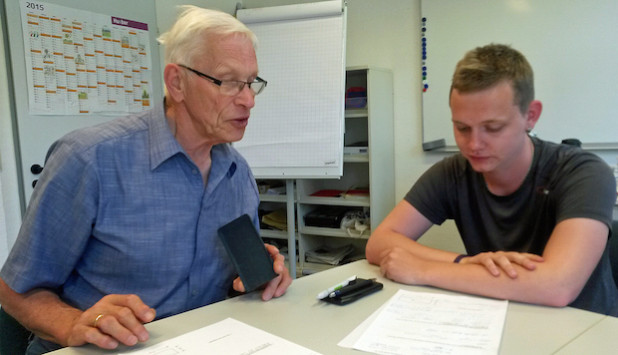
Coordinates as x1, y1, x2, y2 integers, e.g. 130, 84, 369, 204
178, 64, 267, 96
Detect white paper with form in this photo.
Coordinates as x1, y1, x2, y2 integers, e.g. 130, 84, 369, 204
119, 317, 321, 355
342, 289, 507, 355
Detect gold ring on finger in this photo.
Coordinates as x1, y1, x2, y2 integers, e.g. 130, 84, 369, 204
93, 313, 104, 328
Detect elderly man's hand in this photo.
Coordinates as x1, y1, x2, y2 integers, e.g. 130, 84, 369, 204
66, 294, 156, 349
232, 244, 293, 300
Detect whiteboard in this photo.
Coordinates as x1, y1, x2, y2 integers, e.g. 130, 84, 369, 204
4, 0, 163, 204
235, 0, 346, 178
421, 0, 618, 149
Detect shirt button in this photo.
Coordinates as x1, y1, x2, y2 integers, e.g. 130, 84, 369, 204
191, 290, 198, 296
192, 169, 198, 175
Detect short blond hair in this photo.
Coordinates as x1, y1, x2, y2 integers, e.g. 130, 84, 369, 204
157, 5, 257, 67
450, 44, 534, 114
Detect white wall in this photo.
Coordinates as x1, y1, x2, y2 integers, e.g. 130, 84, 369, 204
343, 0, 462, 251
0, 13, 23, 264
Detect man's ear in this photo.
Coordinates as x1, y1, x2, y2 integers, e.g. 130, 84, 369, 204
164, 64, 185, 103
525, 100, 542, 131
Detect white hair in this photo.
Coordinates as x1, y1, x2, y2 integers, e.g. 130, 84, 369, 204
157, 5, 257, 67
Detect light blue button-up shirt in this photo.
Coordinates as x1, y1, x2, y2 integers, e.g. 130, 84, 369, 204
1, 101, 260, 318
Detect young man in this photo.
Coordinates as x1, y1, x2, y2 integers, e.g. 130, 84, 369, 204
0, 6, 291, 354
366, 44, 617, 316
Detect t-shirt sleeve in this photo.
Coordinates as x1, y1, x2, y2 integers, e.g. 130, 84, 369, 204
404, 157, 461, 226
553, 152, 616, 230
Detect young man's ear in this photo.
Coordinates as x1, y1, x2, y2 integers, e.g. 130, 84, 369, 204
525, 100, 543, 131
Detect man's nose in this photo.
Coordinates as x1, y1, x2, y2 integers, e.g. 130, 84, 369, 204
235, 85, 256, 109
468, 129, 485, 150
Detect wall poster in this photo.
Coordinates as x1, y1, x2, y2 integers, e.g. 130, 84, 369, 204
20, 0, 154, 115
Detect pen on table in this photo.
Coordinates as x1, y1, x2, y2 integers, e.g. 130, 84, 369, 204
329, 278, 374, 298
316, 275, 357, 299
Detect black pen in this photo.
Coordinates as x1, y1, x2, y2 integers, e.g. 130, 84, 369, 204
329, 278, 374, 298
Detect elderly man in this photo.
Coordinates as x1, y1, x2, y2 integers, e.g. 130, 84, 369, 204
0, 6, 291, 354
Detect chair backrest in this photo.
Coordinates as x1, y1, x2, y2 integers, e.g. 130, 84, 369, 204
561, 138, 582, 147
0, 306, 31, 355
609, 220, 618, 289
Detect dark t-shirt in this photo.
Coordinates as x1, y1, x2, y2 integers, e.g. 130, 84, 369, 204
405, 137, 618, 316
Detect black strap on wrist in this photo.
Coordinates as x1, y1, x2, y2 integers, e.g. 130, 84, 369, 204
453, 254, 469, 263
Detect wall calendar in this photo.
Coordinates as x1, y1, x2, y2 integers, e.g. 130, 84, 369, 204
20, 0, 154, 115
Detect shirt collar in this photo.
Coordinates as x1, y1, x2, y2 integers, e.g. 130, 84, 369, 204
148, 100, 184, 170
147, 100, 240, 182
208, 144, 239, 192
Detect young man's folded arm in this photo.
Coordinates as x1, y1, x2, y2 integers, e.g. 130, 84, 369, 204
368, 215, 607, 307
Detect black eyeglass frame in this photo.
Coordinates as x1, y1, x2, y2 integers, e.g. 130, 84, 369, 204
177, 64, 267, 95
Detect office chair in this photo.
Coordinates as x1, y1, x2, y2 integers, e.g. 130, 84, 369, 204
609, 220, 618, 289
560, 138, 582, 147
0, 306, 31, 355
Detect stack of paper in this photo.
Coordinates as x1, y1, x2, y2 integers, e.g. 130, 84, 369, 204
305, 244, 355, 265
340, 289, 508, 355
261, 209, 288, 231
120, 318, 320, 355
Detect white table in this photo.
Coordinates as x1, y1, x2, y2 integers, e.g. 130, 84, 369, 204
554, 314, 618, 354
51, 260, 612, 355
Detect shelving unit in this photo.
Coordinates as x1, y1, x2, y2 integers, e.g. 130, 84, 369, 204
256, 67, 395, 277
257, 179, 297, 277
258, 193, 289, 241
297, 67, 395, 275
